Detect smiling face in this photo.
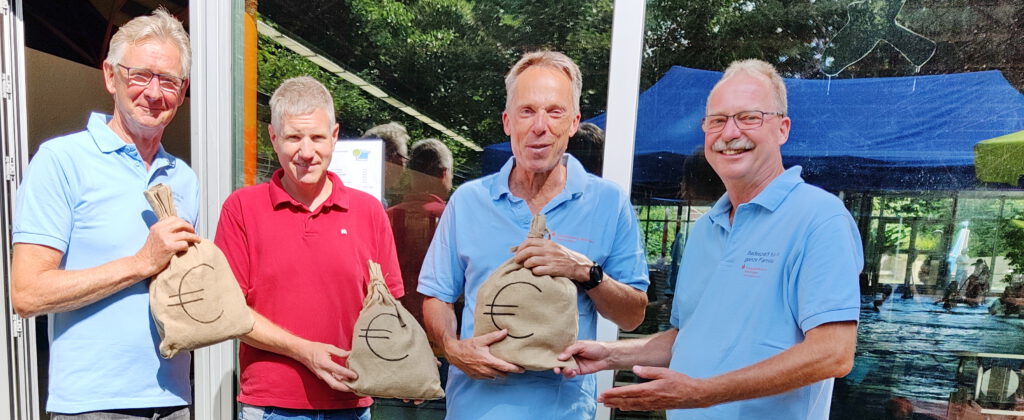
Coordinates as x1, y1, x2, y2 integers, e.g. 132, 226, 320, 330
704, 72, 790, 187
503, 66, 581, 176
269, 108, 339, 192
103, 39, 188, 138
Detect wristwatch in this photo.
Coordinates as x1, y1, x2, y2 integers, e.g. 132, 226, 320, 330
578, 264, 603, 291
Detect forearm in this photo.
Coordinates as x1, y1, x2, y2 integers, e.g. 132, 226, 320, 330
606, 328, 677, 370
582, 271, 648, 331
422, 297, 459, 355
12, 244, 150, 317
240, 311, 313, 362
696, 322, 856, 406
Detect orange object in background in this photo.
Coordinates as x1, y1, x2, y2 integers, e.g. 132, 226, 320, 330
243, 0, 258, 186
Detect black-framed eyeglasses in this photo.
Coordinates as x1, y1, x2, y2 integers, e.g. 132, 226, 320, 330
701, 110, 784, 133
116, 64, 186, 93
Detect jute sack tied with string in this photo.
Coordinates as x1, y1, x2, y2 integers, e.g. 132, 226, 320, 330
345, 260, 444, 400
144, 184, 254, 358
473, 214, 579, 371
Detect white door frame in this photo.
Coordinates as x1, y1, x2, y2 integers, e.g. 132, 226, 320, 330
597, 2, 646, 420
190, 1, 239, 419
2, 0, 42, 418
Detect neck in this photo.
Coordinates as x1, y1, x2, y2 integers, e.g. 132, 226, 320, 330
722, 166, 785, 222
108, 112, 164, 168
508, 161, 567, 215
282, 176, 333, 211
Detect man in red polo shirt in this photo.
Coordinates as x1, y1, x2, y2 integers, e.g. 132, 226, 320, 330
387, 138, 453, 328
215, 76, 403, 420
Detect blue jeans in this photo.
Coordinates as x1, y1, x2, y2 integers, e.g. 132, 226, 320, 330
239, 404, 370, 420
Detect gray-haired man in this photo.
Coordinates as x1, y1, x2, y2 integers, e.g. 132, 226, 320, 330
12, 8, 198, 418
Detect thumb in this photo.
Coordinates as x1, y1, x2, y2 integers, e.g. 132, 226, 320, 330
633, 365, 669, 380
477, 329, 509, 345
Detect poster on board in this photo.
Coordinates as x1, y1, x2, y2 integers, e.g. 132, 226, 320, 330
329, 138, 384, 201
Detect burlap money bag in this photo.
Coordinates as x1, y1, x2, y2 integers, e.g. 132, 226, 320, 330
473, 214, 579, 371
145, 184, 254, 358
345, 260, 445, 400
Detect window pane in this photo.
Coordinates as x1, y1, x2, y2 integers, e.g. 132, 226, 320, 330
628, 0, 1024, 418
253, 1, 616, 418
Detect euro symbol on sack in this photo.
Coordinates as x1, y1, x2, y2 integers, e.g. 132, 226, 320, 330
359, 313, 411, 362
484, 281, 542, 339
168, 263, 224, 324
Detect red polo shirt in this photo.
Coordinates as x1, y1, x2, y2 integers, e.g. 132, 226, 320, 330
386, 193, 445, 328
215, 170, 403, 410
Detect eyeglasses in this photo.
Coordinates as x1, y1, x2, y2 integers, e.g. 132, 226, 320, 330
701, 110, 784, 133
117, 64, 186, 93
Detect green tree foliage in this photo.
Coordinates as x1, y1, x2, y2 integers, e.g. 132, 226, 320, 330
1002, 211, 1024, 281
258, 0, 1023, 185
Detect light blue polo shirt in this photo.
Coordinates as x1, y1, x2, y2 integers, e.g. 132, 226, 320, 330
13, 113, 198, 414
668, 166, 862, 420
418, 155, 649, 420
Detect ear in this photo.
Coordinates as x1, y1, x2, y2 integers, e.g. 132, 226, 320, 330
267, 124, 278, 146
777, 116, 791, 146
174, 78, 190, 107
103, 62, 117, 95
568, 112, 581, 137
502, 111, 511, 137
331, 122, 340, 142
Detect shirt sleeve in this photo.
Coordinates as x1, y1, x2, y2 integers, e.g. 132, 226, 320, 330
12, 144, 77, 252
792, 213, 864, 332
214, 192, 252, 297
417, 193, 466, 303
602, 193, 650, 292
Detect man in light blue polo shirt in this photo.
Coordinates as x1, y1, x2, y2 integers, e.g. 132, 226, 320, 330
560, 59, 862, 419
11, 9, 199, 419
418, 50, 650, 420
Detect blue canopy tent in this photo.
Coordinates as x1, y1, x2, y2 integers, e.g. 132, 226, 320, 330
482, 67, 1024, 198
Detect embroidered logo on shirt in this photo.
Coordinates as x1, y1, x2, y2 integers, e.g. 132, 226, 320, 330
742, 250, 779, 278
340, 228, 349, 235
550, 231, 594, 244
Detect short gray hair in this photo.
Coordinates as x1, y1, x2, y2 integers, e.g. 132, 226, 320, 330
269, 76, 336, 130
708, 59, 788, 115
362, 122, 410, 160
105, 7, 191, 78
505, 50, 582, 114
408, 138, 453, 178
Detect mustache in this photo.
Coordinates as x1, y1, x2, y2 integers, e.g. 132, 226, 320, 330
711, 138, 754, 152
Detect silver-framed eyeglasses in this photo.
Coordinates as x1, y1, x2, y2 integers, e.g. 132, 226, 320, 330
701, 110, 784, 133
117, 64, 186, 93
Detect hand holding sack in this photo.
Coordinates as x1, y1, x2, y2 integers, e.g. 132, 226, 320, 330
473, 214, 579, 371
345, 260, 445, 400
144, 184, 254, 358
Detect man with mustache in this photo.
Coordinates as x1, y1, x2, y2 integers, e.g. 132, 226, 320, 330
560, 59, 863, 419
418, 50, 650, 419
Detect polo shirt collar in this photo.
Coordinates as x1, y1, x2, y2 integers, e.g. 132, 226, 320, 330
487, 154, 587, 203
87, 112, 177, 171
269, 169, 349, 211
708, 166, 805, 227
87, 112, 130, 153
748, 166, 804, 212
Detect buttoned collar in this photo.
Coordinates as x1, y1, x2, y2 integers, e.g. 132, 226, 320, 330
87, 112, 176, 170
269, 169, 349, 212
709, 166, 805, 227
